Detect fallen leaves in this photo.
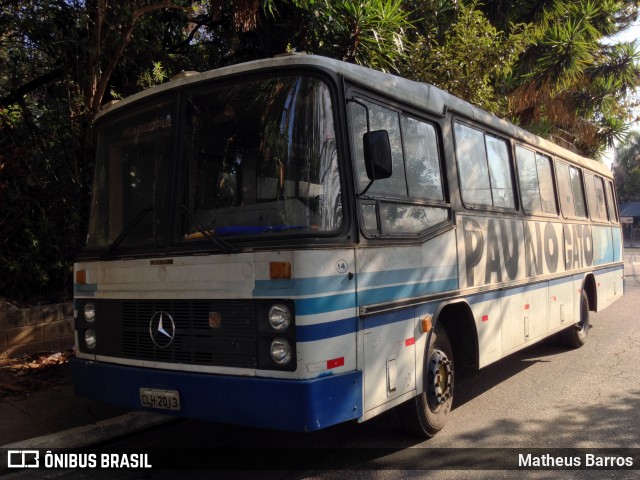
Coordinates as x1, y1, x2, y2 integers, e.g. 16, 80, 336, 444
0, 350, 73, 399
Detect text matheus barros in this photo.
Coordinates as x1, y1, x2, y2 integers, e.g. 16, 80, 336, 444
519, 453, 634, 468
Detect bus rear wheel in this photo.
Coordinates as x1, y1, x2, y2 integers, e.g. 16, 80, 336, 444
560, 289, 590, 348
399, 323, 454, 438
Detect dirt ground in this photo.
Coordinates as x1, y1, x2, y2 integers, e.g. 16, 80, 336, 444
0, 350, 73, 400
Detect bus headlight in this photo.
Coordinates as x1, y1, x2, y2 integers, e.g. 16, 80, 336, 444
270, 338, 292, 365
84, 328, 97, 350
268, 304, 291, 331
84, 303, 96, 323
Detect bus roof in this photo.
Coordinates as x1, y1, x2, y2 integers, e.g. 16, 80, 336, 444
98, 53, 612, 178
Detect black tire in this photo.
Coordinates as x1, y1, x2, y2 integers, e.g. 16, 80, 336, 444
398, 323, 454, 438
560, 289, 590, 348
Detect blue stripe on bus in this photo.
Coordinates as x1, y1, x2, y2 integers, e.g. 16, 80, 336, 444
595, 264, 623, 275
255, 275, 350, 297
294, 293, 357, 315
296, 317, 358, 342
357, 278, 458, 306
74, 283, 97, 296
295, 305, 423, 342
592, 226, 614, 266
357, 266, 458, 288
254, 266, 458, 297
290, 277, 458, 316
612, 228, 622, 262
362, 308, 415, 329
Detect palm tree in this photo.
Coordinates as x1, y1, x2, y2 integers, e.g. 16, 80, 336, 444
480, 0, 640, 156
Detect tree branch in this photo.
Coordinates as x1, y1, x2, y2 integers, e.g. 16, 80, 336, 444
0, 67, 65, 109
89, 1, 189, 115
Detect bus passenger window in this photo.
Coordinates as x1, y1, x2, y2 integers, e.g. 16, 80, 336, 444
454, 123, 515, 209
556, 162, 587, 218
454, 123, 491, 205
402, 117, 444, 201
516, 146, 557, 215
569, 166, 587, 218
585, 172, 608, 221
605, 180, 618, 222
536, 154, 557, 214
486, 136, 514, 208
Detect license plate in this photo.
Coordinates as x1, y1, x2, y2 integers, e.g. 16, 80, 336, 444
139, 388, 181, 411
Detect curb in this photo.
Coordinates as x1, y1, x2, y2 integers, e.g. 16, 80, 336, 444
1, 411, 176, 451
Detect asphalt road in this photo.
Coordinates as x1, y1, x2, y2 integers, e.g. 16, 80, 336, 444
6, 251, 640, 479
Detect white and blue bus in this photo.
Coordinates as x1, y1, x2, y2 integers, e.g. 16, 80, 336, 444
71, 53, 624, 437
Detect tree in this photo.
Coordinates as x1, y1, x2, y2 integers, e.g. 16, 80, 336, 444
401, 1, 533, 114
0, 0, 415, 302
2, 0, 639, 302
0, 1, 199, 301
294, 0, 412, 72
614, 130, 640, 202
479, 0, 640, 156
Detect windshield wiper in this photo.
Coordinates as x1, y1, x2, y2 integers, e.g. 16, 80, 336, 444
102, 206, 153, 260
180, 205, 238, 254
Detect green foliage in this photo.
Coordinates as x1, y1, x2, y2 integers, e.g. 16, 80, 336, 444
294, 0, 413, 72
1, 1, 87, 302
615, 131, 640, 202
492, 0, 640, 156
402, 1, 533, 115
137, 61, 169, 89
1, 0, 640, 302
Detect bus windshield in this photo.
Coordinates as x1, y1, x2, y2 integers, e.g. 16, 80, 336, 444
86, 75, 343, 252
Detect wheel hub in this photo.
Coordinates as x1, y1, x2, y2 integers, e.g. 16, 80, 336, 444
428, 349, 452, 405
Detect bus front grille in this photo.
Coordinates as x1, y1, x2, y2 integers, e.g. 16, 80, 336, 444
95, 300, 258, 368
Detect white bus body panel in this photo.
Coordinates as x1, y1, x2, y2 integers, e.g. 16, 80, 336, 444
357, 231, 458, 415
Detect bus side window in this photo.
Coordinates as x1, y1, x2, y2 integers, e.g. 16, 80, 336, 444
536, 153, 558, 214
486, 136, 515, 208
402, 116, 444, 201
516, 146, 558, 215
350, 99, 406, 197
556, 162, 587, 219
605, 180, 618, 222
454, 122, 515, 209
516, 146, 540, 213
585, 172, 608, 222
350, 97, 449, 236
569, 166, 587, 218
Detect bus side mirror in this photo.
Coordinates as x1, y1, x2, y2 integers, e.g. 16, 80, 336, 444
363, 130, 392, 180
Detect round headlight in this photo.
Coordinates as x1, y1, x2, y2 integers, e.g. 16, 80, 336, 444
268, 304, 291, 331
84, 303, 96, 323
270, 338, 292, 365
84, 328, 97, 350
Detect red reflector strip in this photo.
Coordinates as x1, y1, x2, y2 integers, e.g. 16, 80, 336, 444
405, 337, 415, 347
482, 315, 489, 322
327, 357, 344, 369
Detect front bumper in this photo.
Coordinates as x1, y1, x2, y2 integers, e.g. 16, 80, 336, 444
70, 357, 362, 432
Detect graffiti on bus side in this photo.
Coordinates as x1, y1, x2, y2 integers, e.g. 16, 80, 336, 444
460, 217, 593, 288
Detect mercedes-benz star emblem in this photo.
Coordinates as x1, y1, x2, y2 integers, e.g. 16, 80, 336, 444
149, 311, 176, 349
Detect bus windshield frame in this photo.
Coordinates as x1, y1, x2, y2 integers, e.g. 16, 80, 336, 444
84, 72, 345, 257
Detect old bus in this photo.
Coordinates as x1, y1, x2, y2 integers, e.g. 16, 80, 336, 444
71, 53, 624, 437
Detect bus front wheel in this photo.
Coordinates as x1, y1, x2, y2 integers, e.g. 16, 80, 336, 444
399, 323, 454, 438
